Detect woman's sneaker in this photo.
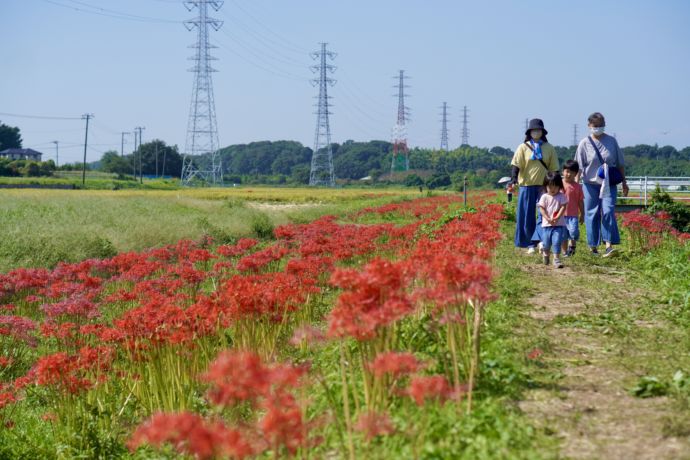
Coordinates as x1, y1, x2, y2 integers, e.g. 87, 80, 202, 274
590, 247, 599, 256
553, 257, 564, 268
526, 246, 536, 255
603, 247, 617, 258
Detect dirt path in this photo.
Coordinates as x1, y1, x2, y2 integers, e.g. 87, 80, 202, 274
517, 262, 690, 460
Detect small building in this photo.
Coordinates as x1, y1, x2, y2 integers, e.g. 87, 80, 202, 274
0, 148, 43, 161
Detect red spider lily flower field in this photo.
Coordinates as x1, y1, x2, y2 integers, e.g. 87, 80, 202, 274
0, 190, 515, 458
3, 188, 686, 459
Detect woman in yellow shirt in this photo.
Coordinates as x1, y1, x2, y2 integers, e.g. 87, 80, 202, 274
510, 119, 560, 253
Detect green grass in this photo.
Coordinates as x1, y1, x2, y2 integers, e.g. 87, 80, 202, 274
0, 188, 422, 272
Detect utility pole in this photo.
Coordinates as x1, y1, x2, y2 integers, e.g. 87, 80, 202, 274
572, 124, 579, 146
525, 118, 529, 132
135, 126, 145, 184
132, 130, 138, 177
391, 69, 410, 173
155, 142, 159, 178
121, 131, 130, 157
162, 146, 168, 178
461, 105, 469, 146
309, 42, 336, 186
81, 114, 93, 186
182, 0, 224, 186
439, 102, 450, 152
52, 140, 59, 167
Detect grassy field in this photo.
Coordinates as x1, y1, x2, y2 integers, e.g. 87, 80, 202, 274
1, 189, 687, 458
0, 187, 425, 272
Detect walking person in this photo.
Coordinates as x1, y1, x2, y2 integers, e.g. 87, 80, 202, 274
575, 112, 629, 257
537, 172, 568, 268
511, 118, 560, 253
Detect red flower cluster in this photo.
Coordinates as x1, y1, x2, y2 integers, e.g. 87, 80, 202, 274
328, 258, 413, 340
622, 209, 690, 250
132, 350, 310, 457
129, 412, 255, 460
354, 411, 396, 440
407, 375, 455, 406
369, 352, 424, 377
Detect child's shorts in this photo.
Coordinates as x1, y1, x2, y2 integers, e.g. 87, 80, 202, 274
564, 216, 579, 241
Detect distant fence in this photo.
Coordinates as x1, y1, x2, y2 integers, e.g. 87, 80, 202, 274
624, 176, 690, 205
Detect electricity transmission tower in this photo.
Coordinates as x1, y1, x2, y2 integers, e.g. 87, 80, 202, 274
572, 124, 579, 146
440, 102, 450, 151
460, 105, 469, 146
391, 70, 410, 172
309, 42, 336, 186
181, 0, 223, 186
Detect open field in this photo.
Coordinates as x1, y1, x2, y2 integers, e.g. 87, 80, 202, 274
0, 187, 426, 272
0, 188, 688, 459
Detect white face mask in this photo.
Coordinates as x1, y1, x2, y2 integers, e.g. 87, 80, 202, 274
590, 126, 605, 136
530, 129, 543, 140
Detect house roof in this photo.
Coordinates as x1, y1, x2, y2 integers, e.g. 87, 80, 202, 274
0, 148, 43, 156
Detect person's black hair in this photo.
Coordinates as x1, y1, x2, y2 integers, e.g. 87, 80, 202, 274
543, 171, 564, 190
524, 132, 549, 144
563, 159, 579, 173
588, 112, 606, 127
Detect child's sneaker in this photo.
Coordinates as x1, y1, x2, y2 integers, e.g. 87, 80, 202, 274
553, 257, 564, 268
543, 253, 550, 265
602, 247, 616, 258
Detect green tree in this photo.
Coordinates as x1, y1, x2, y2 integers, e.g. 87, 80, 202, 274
0, 122, 22, 151
100, 150, 132, 175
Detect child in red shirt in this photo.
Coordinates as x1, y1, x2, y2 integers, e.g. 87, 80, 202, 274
561, 160, 585, 257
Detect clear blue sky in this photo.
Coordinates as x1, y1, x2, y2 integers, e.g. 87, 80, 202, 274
1, 0, 689, 164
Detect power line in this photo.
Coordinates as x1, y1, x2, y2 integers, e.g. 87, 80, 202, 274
211, 38, 306, 82
40, 0, 180, 23
226, 0, 309, 55
0, 111, 82, 120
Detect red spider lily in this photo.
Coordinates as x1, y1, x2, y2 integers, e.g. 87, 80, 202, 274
259, 394, 305, 454
41, 295, 100, 320
327, 258, 414, 341
129, 412, 255, 460
354, 411, 396, 440
622, 210, 690, 250
369, 352, 424, 377
0, 391, 16, 410
407, 375, 454, 406
0, 315, 37, 345
216, 238, 259, 258
236, 244, 290, 273
0, 357, 13, 367
31, 345, 115, 394
215, 272, 315, 324
201, 350, 307, 409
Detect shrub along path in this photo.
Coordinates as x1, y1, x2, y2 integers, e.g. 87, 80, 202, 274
515, 252, 690, 459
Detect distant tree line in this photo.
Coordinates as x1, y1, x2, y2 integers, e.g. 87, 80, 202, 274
3, 121, 690, 186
